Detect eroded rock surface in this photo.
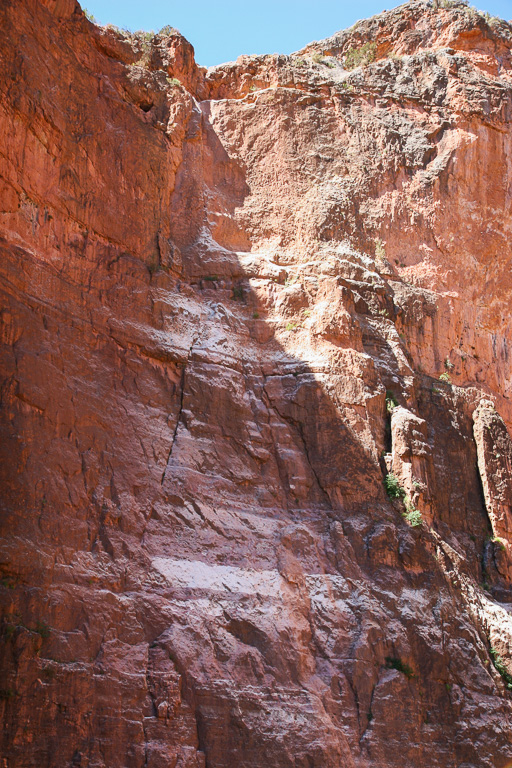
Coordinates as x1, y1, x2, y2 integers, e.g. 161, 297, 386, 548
2, 1, 512, 766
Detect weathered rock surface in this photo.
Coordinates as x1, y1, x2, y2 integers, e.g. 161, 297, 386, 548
2, 0, 512, 766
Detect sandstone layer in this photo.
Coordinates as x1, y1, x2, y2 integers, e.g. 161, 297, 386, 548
2, 1, 512, 766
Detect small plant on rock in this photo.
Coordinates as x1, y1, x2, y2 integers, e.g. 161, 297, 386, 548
158, 25, 180, 36
385, 656, 414, 679
385, 390, 398, 413
375, 238, 386, 261
384, 473, 405, 499
439, 372, 451, 383
34, 621, 51, 640
311, 53, 336, 67
2, 624, 15, 640
404, 503, 423, 528
439, 0, 468, 7
344, 42, 377, 70
82, 7, 96, 22
134, 30, 155, 68
0, 689, 14, 700
136, 30, 155, 42
490, 647, 512, 689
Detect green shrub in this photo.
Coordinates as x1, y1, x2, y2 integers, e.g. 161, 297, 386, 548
285, 322, 297, 332
488, 16, 501, 28
384, 473, 405, 499
479, 11, 502, 27
311, 53, 335, 67
385, 656, 414, 679
159, 25, 180, 36
166, 77, 181, 87
134, 30, 155, 68
3, 624, 15, 640
0, 689, 14, 700
344, 42, 377, 70
386, 390, 398, 413
34, 621, 51, 640
439, 372, 451, 383
439, 0, 468, 7
404, 497, 422, 527
490, 647, 512, 689
82, 7, 96, 22
135, 30, 155, 42
404, 508, 423, 527
375, 238, 386, 261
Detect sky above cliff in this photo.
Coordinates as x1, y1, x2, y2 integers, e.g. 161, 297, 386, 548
82, 0, 512, 67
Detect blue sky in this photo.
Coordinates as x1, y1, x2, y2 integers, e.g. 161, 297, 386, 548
82, 0, 512, 67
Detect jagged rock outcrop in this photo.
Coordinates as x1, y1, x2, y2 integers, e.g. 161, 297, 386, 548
474, 399, 512, 579
2, 1, 512, 766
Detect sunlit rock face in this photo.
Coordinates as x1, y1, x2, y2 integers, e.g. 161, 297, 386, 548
2, 1, 512, 765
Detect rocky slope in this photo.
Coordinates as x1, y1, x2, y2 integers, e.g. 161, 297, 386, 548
2, 0, 512, 765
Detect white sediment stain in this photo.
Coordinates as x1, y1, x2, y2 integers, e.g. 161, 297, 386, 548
152, 557, 286, 596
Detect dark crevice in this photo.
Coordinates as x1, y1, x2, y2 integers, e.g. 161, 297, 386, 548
160, 337, 197, 485
262, 379, 332, 507
160, 364, 186, 486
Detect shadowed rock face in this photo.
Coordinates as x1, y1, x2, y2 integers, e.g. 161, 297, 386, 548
1, 0, 512, 766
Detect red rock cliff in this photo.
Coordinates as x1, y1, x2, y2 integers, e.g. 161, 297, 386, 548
2, 1, 512, 766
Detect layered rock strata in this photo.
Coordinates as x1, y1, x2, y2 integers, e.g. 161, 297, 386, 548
2, 0, 512, 766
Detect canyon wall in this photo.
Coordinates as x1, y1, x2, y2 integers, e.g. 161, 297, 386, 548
2, 0, 512, 765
